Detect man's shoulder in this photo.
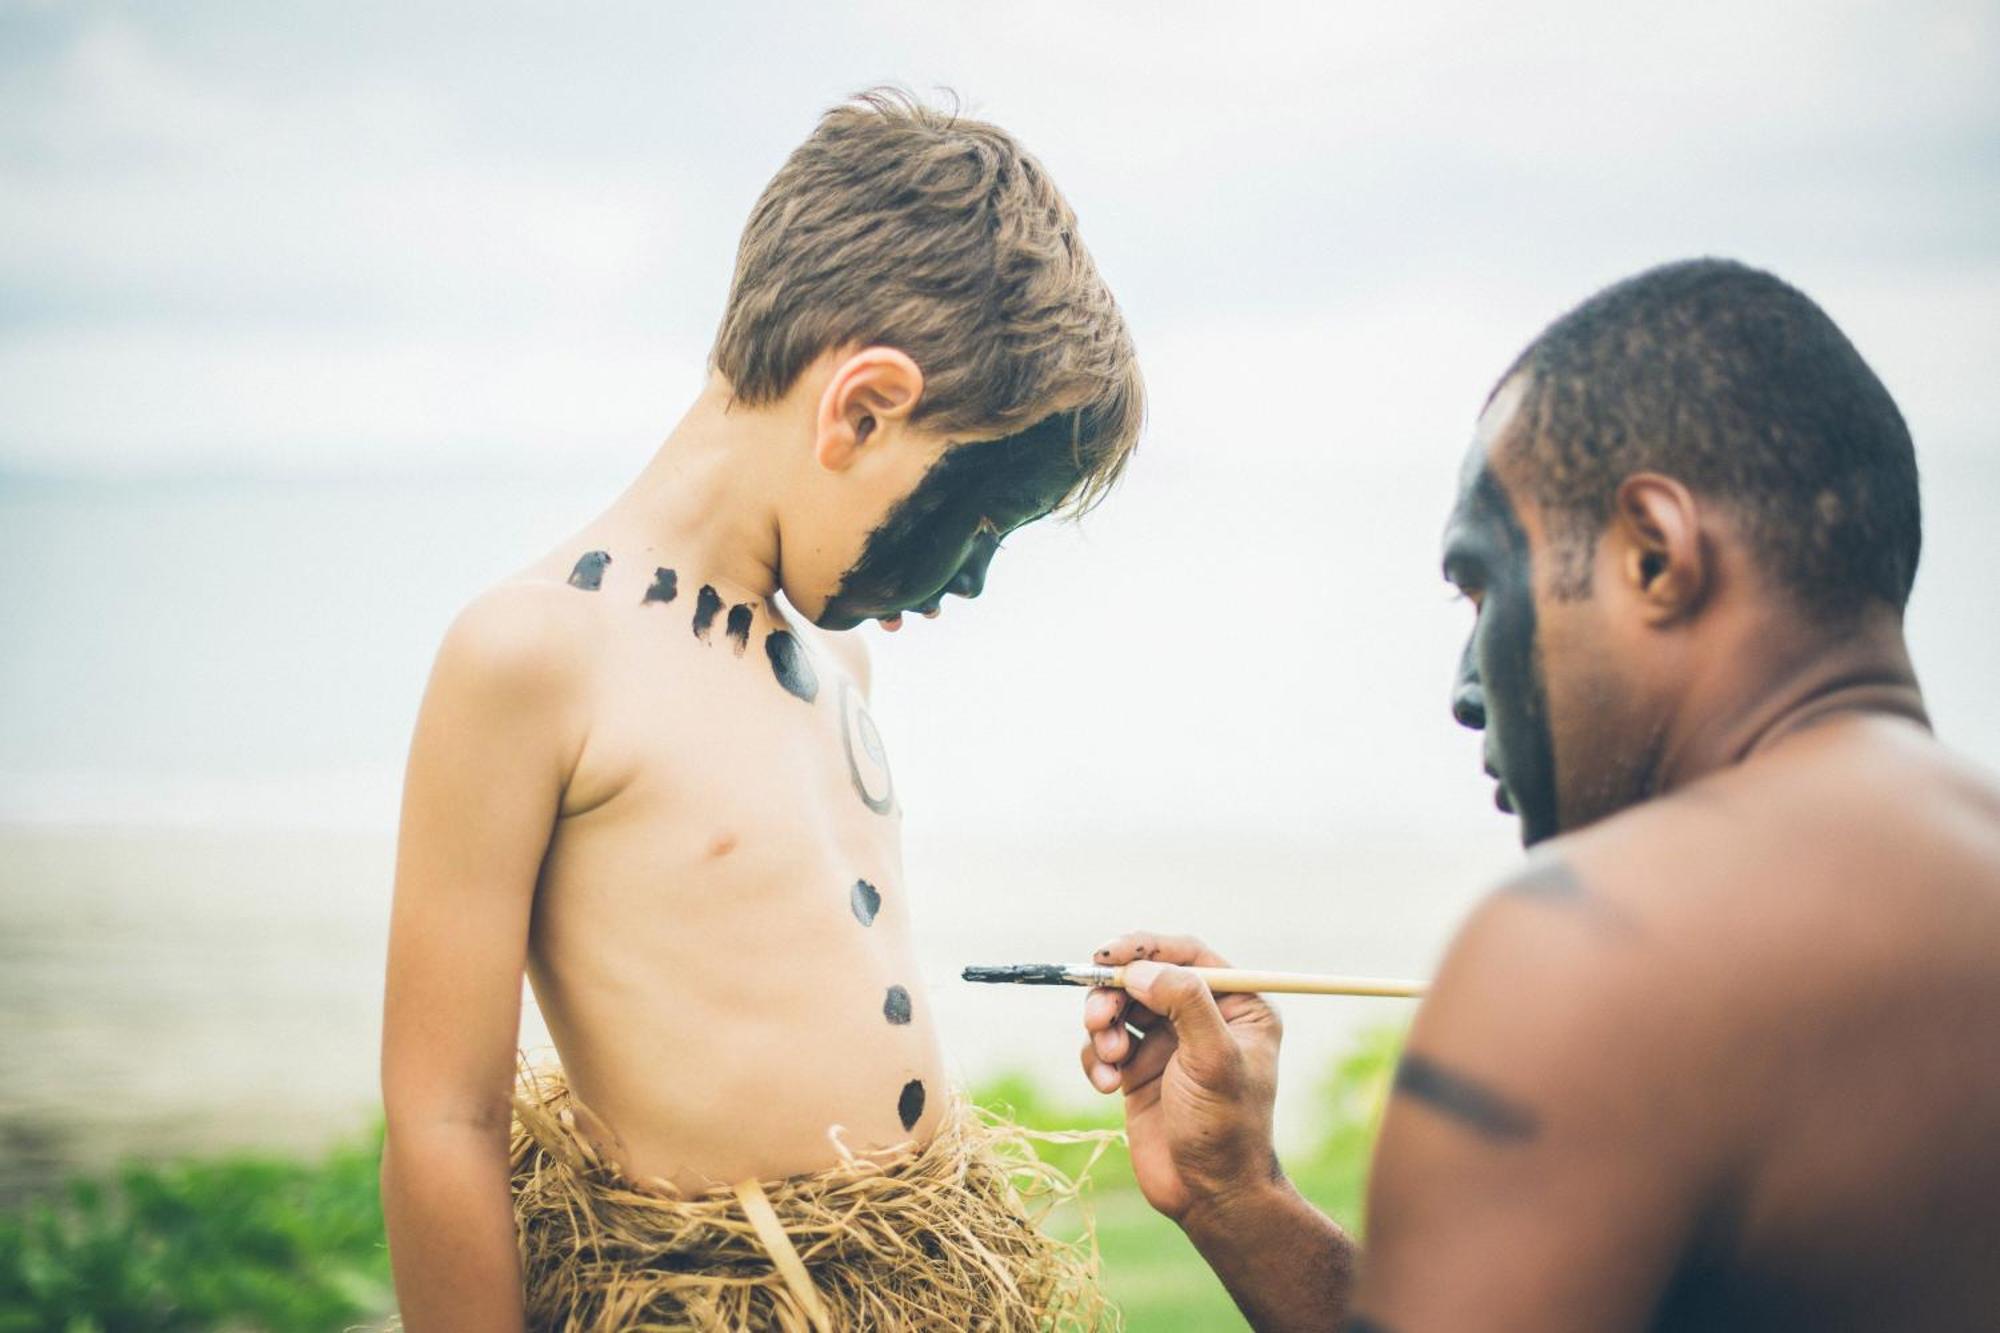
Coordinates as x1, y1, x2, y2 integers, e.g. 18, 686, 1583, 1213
1569, 717, 2000, 918
1444, 719, 2000, 1056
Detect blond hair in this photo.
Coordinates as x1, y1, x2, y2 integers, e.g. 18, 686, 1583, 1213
712, 89, 1143, 512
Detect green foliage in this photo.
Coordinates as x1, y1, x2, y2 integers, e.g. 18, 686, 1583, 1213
970, 1068, 1132, 1194
0, 1129, 391, 1332
975, 1021, 1407, 1331
3, 1029, 1407, 1331
1301, 1021, 1407, 1235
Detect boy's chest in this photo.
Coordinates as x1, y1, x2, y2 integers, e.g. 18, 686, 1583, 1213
568, 620, 901, 854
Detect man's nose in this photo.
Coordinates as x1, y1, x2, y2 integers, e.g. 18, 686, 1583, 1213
1452, 681, 1487, 730
947, 538, 1000, 599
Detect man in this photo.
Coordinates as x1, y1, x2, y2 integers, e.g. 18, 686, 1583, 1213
1080, 259, 2000, 1330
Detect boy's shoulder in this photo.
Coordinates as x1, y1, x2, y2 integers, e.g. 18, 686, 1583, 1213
439, 577, 602, 687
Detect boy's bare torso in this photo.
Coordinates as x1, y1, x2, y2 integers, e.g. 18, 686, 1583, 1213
514, 543, 943, 1193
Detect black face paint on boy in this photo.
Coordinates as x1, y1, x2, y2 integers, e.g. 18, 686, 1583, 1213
815, 416, 1085, 631
1444, 448, 1560, 847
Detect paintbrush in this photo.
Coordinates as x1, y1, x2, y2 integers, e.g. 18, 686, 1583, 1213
962, 963, 1426, 999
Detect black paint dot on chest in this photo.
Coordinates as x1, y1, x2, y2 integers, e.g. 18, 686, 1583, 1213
642, 568, 678, 605
765, 630, 819, 703
725, 603, 753, 655
691, 585, 722, 640
897, 1078, 925, 1133
883, 985, 912, 1025
566, 550, 611, 590
850, 879, 881, 926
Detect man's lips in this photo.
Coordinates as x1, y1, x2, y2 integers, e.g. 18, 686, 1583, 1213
1484, 760, 1514, 813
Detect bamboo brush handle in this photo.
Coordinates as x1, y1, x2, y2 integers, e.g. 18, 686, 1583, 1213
1121, 966, 1427, 998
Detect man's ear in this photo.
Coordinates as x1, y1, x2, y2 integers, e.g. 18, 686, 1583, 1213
814, 347, 926, 472
1612, 473, 1706, 623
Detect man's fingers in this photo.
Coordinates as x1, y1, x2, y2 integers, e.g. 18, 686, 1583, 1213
1121, 960, 1239, 1086
1080, 1041, 1120, 1095
1083, 986, 1128, 1034
1117, 1022, 1181, 1091
1091, 931, 1233, 969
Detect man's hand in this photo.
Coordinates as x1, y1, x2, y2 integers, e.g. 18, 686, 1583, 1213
1081, 932, 1357, 1331
1079, 932, 1284, 1225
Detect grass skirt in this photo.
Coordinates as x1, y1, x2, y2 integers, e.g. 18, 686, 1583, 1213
510, 1066, 1117, 1331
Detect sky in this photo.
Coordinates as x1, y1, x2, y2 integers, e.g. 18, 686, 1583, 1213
2, 0, 1998, 842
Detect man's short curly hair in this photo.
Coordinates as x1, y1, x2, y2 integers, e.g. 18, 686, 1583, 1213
712, 88, 1143, 513
1494, 258, 1920, 616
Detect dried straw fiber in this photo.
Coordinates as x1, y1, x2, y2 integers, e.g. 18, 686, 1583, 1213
510, 1065, 1118, 1331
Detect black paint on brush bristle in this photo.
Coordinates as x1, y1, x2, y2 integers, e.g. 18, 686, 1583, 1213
765, 630, 819, 703
642, 568, 678, 605
567, 550, 611, 590
961, 964, 1074, 986
691, 585, 722, 640
850, 879, 881, 926
725, 604, 753, 655
897, 1079, 925, 1132
883, 985, 912, 1025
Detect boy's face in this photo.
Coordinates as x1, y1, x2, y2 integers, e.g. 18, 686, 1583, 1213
814, 415, 1085, 631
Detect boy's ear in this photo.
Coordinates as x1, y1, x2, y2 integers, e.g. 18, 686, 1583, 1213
814, 347, 926, 472
1610, 472, 1706, 625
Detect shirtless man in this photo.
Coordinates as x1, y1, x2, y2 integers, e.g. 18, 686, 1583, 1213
1080, 259, 2000, 1330
380, 91, 1141, 1330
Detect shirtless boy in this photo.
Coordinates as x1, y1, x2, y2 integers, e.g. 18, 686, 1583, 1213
381, 91, 1141, 1330
1079, 259, 2000, 1329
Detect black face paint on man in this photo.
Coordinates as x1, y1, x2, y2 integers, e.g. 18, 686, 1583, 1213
1444, 446, 1561, 847
815, 415, 1085, 631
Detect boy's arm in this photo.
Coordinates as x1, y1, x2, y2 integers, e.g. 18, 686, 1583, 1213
381, 587, 587, 1333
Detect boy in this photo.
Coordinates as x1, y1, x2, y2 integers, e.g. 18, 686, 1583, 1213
380, 90, 1142, 1330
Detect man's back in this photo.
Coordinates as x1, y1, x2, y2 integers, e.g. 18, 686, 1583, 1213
1358, 715, 2000, 1331
1623, 716, 2000, 1329
502, 543, 946, 1193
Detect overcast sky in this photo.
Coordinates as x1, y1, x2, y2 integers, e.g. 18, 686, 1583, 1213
3, 0, 1998, 845
4, 0, 1996, 475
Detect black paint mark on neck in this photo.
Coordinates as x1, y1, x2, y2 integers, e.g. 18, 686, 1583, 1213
567, 551, 611, 590
765, 630, 819, 703
897, 1078, 926, 1133
642, 568, 678, 605
691, 585, 722, 640
725, 604, 753, 656
1393, 1052, 1539, 1142
883, 985, 912, 1025
850, 880, 881, 927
